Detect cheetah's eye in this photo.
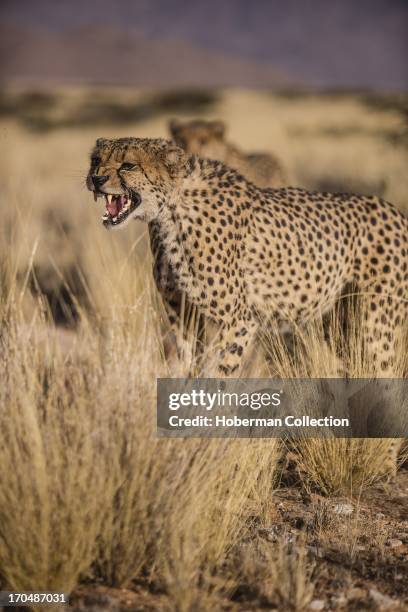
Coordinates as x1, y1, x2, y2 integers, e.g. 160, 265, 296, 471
120, 162, 137, 172
91, 156, 101, 166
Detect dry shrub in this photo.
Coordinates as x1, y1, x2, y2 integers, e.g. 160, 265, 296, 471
229, 535, 315, 610
0, 267, 280, 609
292, 438, 400, 496
261, 295, 407, 495
157, 439, 278, 611
314, 502, 387, 566
96, 428, 279, 591
0, 315, 114, 594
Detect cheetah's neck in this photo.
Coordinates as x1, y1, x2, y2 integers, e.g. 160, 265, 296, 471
151, 158, 250, 299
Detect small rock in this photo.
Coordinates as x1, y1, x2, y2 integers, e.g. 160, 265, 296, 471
387, 539, 403, 548
369, 588, 397, 609
332, 502, 353, 516
308, 600, 325, 611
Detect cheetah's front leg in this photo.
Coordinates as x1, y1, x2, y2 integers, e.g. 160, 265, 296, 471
358, 290, 407, 479
159, 288, 202, 369
214, 311, 257, 377
151, 238, 195, 365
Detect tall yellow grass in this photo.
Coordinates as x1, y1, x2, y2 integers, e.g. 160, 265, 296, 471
0, 87, 406, 607
0, 263, 282, 607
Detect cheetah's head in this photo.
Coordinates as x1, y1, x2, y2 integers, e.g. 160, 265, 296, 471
169, 119, 226, 158
87, 137, 191, 228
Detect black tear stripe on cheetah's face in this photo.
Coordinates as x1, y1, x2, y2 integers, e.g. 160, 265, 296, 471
87, 137, 408, 381
86, 137, 191, 228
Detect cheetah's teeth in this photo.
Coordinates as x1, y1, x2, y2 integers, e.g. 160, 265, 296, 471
100, 191, 141, 227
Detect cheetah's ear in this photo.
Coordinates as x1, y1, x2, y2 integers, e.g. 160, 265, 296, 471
162, 144, 188, 177
211, 120, 226, 139
96, 137, 110, 148
168, 119, 181, 138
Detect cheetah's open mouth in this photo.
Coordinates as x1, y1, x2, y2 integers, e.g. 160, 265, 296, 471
96, 191, 141, 228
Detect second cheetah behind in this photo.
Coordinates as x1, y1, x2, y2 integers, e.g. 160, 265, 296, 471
169, 119, 287, 188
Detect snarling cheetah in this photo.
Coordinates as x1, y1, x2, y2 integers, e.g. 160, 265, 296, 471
169, 119, 287, 188
87, 137, 407, 382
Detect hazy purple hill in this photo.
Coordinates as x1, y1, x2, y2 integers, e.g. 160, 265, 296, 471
1, 0, 407, 89
0, 24, 288, 88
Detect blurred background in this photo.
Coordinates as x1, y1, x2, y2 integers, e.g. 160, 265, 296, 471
0, 0, 407, 329
1, 0, 408, 89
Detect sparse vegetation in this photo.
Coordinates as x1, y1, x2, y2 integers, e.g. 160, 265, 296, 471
0, 87, 407, 610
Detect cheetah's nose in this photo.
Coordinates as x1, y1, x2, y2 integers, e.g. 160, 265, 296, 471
92, 175, 109, 189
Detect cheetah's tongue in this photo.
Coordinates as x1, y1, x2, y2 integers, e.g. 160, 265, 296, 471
105, 194, 125, 217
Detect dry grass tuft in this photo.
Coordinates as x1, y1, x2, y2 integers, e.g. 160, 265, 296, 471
263, 299, 407, 496
229, 535, 315, 610
292, 438, 399, 496
0, 272, 280, 608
